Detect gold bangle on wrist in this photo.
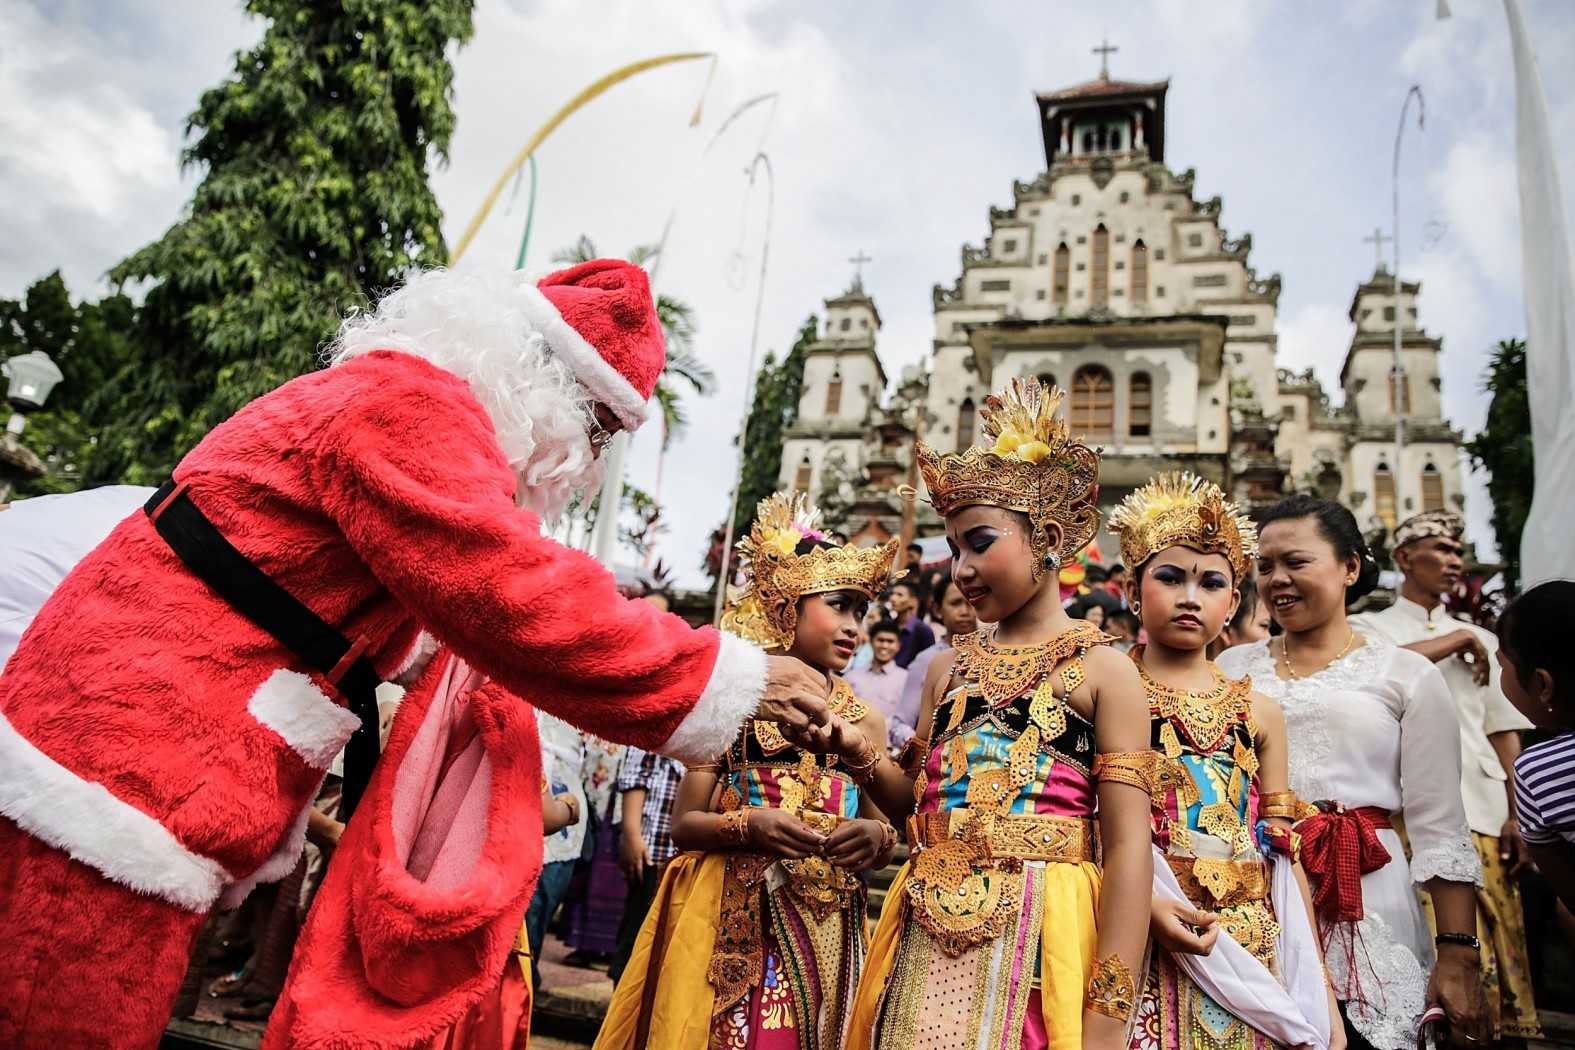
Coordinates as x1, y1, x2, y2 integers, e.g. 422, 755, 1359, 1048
719, 807, 751, 847
879, 821, 897, 855
844, 739, 882, 785
1084, 953, 1136, 1021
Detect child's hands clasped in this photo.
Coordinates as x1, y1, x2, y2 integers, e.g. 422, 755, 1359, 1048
748, 807, 827, 859
822, 818, 889, 869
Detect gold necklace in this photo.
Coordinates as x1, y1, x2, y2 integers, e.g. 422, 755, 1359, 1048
1279, 630, 1356, 681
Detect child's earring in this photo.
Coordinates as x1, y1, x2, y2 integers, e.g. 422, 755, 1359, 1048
1043, 550, 1062, 572
1131, 600, 1141, 615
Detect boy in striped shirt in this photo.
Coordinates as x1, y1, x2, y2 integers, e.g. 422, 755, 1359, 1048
1499, 581, 1575, 910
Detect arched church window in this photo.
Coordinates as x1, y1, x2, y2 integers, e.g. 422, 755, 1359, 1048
1091, 225, 1109, 306
1109, 127, 1123, 151
1131, 240, 1148, 304
825, 369, 843, 416
1387, 371, 1411, 414
794, 457, 813, 495
957, 398, 976, 450
1129, 372, 1152, 438
1421, 463, 1444, 513
1036, 372, 1057, 393
1373, 462, 1397, 530
1053, 243, 1070, 306
1070, 366, 1114, 440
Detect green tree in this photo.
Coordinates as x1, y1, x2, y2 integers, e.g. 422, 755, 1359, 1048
0, 273, 138, 495
91, 0, 474, 485
1464, 337, 1533, 592
730, 315, 815, 538
551, 236, 714, 448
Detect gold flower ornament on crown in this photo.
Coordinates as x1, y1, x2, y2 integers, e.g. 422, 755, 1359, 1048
1108, 471, 1259, 581
909, 376, 1101, 578
720, 490, 899, 651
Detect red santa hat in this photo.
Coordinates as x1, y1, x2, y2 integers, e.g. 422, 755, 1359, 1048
516, 259, 665, 431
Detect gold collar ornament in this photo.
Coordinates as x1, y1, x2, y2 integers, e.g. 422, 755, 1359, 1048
721, 490, 898, 652
1108, 471, 1258, 582
911, 376, 1101, 579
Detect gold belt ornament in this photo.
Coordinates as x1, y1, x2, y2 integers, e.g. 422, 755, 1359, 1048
904, 809, 1096, 957
780, 809, 859, 920
1166, 854, 1270, 908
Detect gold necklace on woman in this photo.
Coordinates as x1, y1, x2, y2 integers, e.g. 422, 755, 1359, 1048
1279, 629, 1356, 681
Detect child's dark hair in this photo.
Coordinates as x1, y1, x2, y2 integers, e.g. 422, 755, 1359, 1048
1498, 580, 1575, 697
794, 537, 837, 556
1257, 494, 1381, 604
869, 619, 902, 640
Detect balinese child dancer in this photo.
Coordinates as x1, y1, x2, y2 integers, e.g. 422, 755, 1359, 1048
594, 492, 901, 1050
1107, 473, 1339, 1050
847, 377, 1154, 1050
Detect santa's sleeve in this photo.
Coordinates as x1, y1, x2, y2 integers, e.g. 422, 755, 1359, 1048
315, 353, 765, 764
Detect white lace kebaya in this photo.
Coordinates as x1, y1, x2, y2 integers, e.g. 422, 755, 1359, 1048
1216, 639, 1482, 1050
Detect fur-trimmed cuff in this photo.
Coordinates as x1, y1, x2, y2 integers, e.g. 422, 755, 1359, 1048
218, 787, 319, 910
0, 705, 230, 912
659, 632, 767, 765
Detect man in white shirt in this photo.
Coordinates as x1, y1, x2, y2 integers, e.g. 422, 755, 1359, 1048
1351, 510, 1540, 1039
0, 486, 153, 667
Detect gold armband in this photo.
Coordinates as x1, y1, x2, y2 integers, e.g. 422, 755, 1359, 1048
1259, 789, 1314, 821
1084, 953, 1137, 1021
898, 735, 930, 777
1091, 749, 1159, 795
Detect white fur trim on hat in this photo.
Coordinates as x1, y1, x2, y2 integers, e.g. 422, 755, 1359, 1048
0, 705, 231, 912
659, 631, 768, 765
516, 283, 649, 431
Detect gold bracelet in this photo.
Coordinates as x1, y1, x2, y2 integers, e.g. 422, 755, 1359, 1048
1259, 789, 1312, 821
878, 821, 897, 855
1084, 953, 1136, 1021
719, 807, 751, 847
843, 738, 882, 785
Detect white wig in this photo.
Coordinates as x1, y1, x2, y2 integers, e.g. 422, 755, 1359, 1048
326, 266, 604, 521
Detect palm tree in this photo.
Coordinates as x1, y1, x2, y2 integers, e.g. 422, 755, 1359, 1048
551, 236, 714, 450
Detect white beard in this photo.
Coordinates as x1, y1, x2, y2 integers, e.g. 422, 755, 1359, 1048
325, 266, 608, 524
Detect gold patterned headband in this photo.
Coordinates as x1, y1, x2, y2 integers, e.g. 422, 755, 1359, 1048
911, 376, 1101, 578
1393, 509, 1463, 549
1107, 471, 1258, 581
721, 491, 899, 651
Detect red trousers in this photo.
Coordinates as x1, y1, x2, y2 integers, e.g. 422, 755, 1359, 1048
0, 815, 207, 1049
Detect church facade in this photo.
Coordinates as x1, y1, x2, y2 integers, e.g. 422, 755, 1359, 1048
777, 70, 1464, 557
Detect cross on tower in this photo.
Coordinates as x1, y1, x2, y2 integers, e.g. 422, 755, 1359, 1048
1363, 226, 1393, 270
1092, 37, 1119, 79
849, 249, 873, 289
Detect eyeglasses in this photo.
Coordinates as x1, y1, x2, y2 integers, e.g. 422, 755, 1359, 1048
586, 414, 615, 456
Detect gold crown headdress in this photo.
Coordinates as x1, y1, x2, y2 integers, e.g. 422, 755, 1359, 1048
912, 376, 1101, 578
721, 491, 899, 651
1107, 471, 1258, 581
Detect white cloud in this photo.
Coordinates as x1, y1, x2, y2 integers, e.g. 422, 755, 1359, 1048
9, 0, 1575, 579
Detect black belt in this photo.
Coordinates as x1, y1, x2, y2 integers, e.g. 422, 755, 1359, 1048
145, 479, 382, 820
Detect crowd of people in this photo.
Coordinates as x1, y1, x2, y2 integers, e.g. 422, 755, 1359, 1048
2, 262, 1573, 1050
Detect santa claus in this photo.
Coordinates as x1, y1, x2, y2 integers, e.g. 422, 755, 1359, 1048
0, 260, 830, 1048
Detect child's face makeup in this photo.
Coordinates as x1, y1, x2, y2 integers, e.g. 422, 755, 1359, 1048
944, 506, 1045, 624
1135, 546, 1238, 653
790, 590, 869, 672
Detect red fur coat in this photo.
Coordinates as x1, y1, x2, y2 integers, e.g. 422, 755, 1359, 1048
0, 350, 764, 1037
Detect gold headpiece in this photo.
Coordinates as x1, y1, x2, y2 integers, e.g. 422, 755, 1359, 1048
913, 376, 1100, 578
1107, 471, 1258, 580
721, 491, 899, 651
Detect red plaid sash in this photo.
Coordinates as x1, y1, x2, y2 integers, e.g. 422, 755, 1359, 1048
1297, 804, 1392, 924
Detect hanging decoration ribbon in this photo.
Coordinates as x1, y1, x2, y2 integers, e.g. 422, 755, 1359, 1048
450, 52, 717, 264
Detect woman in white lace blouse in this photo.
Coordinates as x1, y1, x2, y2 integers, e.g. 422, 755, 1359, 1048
1217, 495, 1486, 1050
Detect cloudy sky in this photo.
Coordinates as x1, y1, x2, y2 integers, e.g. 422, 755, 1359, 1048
5, 0, 1573, 584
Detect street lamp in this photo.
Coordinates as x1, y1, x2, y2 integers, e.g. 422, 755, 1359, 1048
3, 350, 63, 434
